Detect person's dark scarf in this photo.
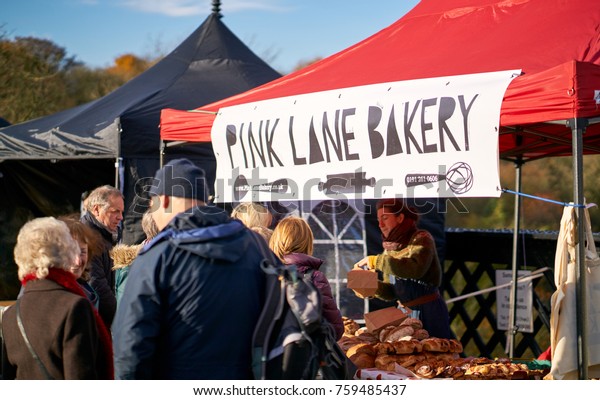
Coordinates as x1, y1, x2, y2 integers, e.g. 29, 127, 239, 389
81, 211, 120, 245
381, 217, 418, 251
21, 268, 114, 379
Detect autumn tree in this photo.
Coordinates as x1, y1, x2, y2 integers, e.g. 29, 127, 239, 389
108, 53, 154, 81
0, 34, 81, 123
0, 32, 157, 125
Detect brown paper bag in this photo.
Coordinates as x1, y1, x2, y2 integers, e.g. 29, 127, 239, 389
347, 269, 378, 298
364, 306, 411, 334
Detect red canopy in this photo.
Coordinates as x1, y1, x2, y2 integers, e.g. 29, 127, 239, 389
160, 0, 600, 161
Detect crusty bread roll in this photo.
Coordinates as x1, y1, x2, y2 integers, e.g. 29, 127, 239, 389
421, 338, 450, 352
373, 342, 395, 355
384, 325, 414, 342
378, 325, 397, 342
448, 339, 463, 353
354, 326, 368, 336
337, 335, 363, 352
374, 353, 426, 370
412, 328, 430, 340
391, 339, 417, 355
349, 352, 375, 369
419, 338, 463, 354
355, 331, 379, 344
342, 317, 360, 335
423, 351, 459, 363
374, 354, 400, 371
397, 353, 426, 368
400, 317, 423, 330
346, 342, 376, 358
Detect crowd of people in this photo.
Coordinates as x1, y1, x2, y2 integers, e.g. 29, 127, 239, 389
0, 157, 452, 379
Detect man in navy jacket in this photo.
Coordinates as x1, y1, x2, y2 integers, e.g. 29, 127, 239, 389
112, 159, 266, 379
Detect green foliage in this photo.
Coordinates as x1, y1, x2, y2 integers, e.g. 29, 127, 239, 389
0, 35, 74, 122
0, 31, 151, 125
446, 157, 600, 231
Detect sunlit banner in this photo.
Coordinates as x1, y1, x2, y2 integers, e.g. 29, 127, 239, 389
211, 70, 520, 202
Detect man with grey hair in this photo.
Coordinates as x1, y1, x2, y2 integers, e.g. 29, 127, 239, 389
81, 184, 124, 328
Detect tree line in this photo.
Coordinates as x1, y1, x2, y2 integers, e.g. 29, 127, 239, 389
1, 31, 599, 232
0, 31, 155, 125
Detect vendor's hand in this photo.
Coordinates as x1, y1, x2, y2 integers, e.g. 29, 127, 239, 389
354, 256, 372, 270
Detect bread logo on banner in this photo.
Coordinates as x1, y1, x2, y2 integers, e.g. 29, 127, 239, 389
317, 171, 376, 194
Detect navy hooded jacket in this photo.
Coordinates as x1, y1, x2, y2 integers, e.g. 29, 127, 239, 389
112, 206, 266, 379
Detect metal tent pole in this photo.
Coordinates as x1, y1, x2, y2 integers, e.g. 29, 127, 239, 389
115, 123, 123, 191
160, 140, 165, 168
568, 117, 588, 380
507, 157, 523, 358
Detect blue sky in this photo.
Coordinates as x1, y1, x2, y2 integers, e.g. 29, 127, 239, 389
2, 0, 419, 74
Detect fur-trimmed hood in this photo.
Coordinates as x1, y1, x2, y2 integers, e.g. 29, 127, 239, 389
111, 244, 143, 270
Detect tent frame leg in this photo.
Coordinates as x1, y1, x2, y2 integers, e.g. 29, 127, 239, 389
160, 140, 165, 168
568, 117, 589, 380
507, 157, 523, 358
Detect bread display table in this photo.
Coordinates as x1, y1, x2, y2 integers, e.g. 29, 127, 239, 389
340, 316, 549, 380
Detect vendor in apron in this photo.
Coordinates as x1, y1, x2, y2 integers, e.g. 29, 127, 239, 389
353, 198, 453, 339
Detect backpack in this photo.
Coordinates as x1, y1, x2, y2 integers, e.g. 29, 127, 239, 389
251, 259, 355, 380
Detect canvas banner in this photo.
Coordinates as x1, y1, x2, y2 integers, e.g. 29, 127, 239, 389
211, 70, 520, 202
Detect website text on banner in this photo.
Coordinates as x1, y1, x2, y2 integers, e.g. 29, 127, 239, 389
211, 69, 520, 203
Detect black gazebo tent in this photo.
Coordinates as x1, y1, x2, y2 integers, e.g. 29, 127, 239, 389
0, 10, 281, 254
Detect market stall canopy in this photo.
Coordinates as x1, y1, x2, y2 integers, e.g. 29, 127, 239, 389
160, 0, 600, 161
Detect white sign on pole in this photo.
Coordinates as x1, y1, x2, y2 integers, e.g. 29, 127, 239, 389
495, 270, 534, 333
211, 70, 520, 203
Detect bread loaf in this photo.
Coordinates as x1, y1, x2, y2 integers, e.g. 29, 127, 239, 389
355, 331, 379, 344
374, 353, 427, 371
354, 326, 368, 336
342, 317, 360, 335
421, 338, 450, 352
448, 339, 463, 353
349, 353, 375, 369
337, 335, 363, 352
400, 317, 423, 330
391, 339, 421, 354
346, 342, 376, 358
412, 328, 430, 340
374, 354, 399, 371
373, 342, 395, 355
378, 325, 397, 342
383, 326, 414, 342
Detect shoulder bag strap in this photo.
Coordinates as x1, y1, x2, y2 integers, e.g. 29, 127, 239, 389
0, 305, 5, 341
15, 300, 54, 380
1, 305, 6, 379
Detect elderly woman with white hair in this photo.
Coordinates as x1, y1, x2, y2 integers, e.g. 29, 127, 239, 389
0, 217, 113, 379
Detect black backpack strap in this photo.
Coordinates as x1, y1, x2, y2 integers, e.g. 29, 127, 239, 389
251, 260, 287, 379
248, 230, 288, 379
